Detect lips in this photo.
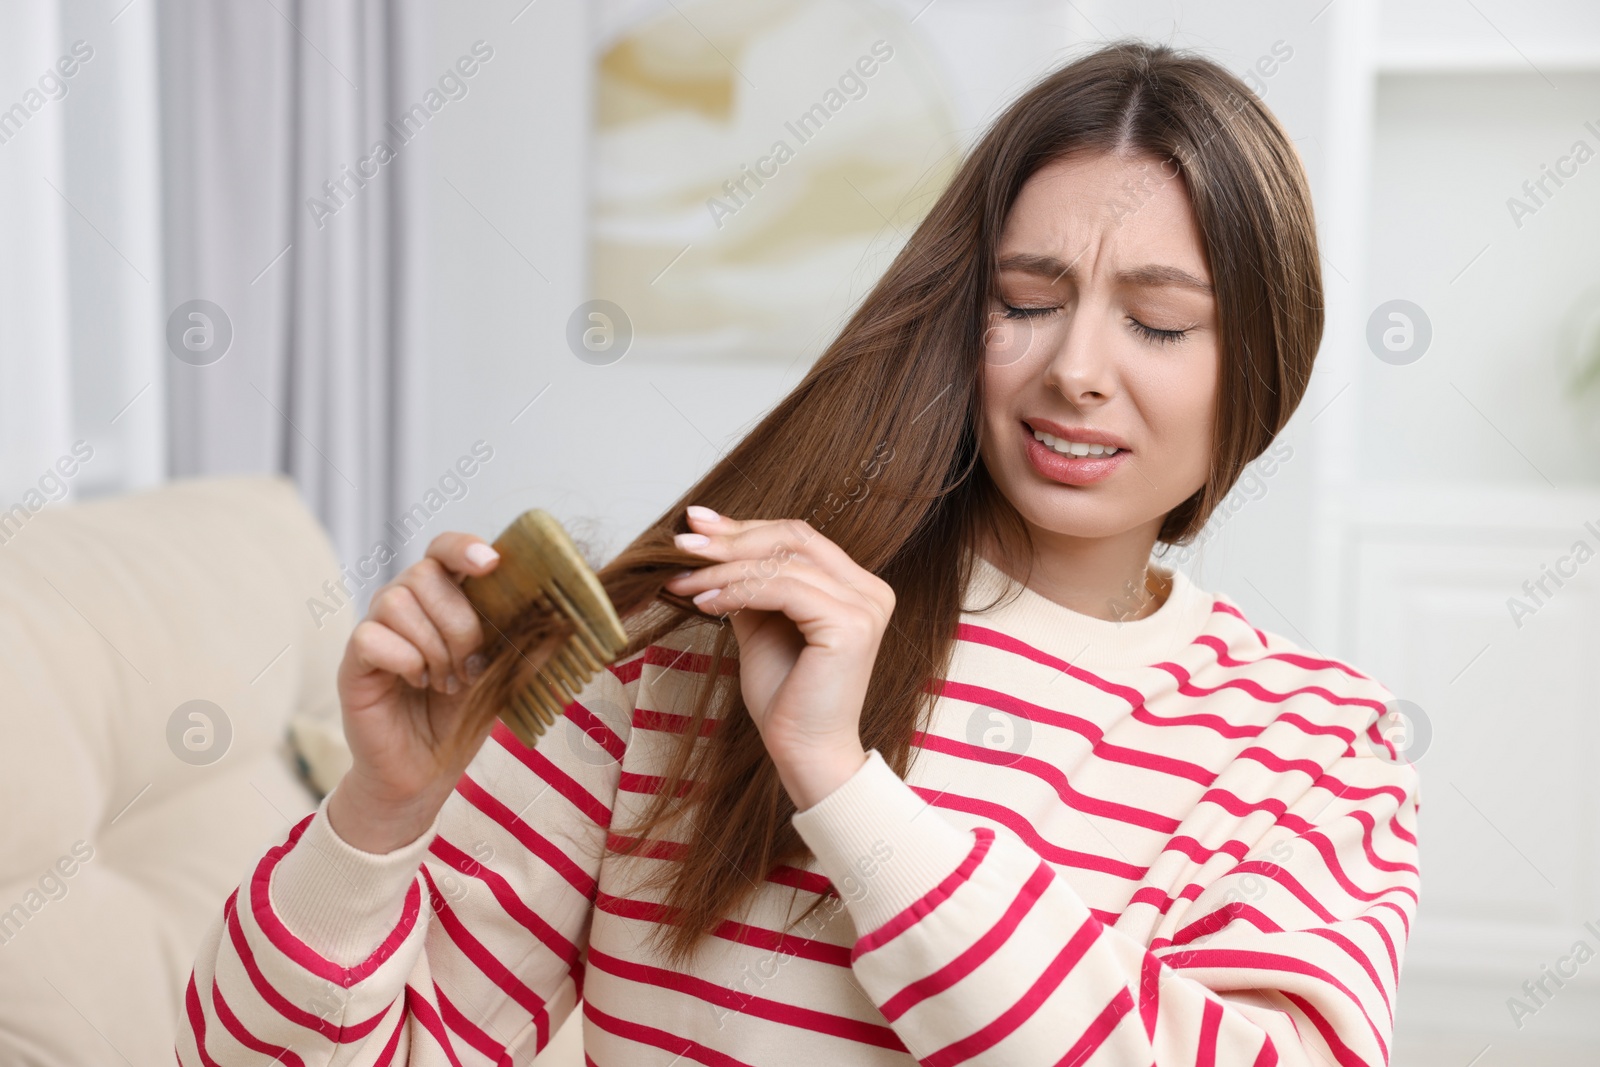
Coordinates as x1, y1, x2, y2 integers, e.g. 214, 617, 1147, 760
1021, 418, 1132, 453
1019, 419, 1131, 486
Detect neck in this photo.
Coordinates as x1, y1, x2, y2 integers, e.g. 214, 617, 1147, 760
977, 517, 1170, 623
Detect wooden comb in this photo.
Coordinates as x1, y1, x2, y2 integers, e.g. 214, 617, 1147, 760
457, 509, 629, 748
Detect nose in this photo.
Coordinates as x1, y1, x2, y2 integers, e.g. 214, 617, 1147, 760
1043, 303, 1116, 407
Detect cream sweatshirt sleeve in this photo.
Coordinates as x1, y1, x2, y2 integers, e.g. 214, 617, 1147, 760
175, 648, 644, 1066
792, 744, 1420, 1066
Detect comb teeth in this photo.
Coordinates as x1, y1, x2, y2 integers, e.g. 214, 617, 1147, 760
458, 509, 630, 749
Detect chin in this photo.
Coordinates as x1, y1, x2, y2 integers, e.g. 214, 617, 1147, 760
1002, 484, 1150, 542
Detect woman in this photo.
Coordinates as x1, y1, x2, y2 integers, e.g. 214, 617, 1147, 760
179, 39, 1419, 1067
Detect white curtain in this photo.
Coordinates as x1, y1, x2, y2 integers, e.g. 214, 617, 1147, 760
0, 0, 164, 511
159, 0, 430, 608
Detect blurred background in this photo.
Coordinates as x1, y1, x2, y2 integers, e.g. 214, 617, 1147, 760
1, 0, 1598, 1063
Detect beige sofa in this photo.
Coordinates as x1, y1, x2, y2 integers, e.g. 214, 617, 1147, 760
0, 475, 581, 1065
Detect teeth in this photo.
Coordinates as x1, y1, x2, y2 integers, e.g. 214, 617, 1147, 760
1032, 429, 1119, 457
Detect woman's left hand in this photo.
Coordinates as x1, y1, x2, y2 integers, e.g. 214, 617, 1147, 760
662, 506, 893, 809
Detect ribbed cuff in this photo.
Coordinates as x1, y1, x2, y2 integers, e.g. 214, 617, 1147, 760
268, 788, 440, 967
790, 748, 976, 937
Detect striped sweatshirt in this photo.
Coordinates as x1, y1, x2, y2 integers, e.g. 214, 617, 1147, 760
177, 552, 1422, 1066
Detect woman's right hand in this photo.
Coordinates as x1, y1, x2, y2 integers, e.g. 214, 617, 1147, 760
327, 531, 504, 853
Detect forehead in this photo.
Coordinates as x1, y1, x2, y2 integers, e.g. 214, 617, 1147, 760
996, 150, 1209, 282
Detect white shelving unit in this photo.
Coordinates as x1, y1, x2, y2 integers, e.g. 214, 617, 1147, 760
1312, 2, 1600, 1062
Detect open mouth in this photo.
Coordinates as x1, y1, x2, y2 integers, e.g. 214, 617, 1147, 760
1028, 427, 1123, 458
1020, 420, 1131, 486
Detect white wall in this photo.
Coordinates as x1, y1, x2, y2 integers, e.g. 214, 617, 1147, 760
416, 0, 806, 569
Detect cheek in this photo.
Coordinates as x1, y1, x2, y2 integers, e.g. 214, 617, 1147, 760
979, 362, 1028, 451
1131, 354, 1218, 468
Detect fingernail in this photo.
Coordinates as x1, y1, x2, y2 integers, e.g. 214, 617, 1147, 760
465, 653, 487, 679
419, 669, 430, 688
675, 533, 710, 549
692, 587, 722, 606
466, 543, 499, 567
673, 569, 693, 579
686, 505, 720, 522
445, 673, 461, 695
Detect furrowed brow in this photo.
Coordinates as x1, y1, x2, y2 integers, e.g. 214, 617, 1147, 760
996, 253, 1212, 295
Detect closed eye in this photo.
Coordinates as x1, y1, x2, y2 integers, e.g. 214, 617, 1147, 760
1128, 317, 1191, 344
1000, 302, 1059, 320
998, 303, 1194, 344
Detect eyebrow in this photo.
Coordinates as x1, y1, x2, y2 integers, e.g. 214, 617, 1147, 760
996, 252, 1214, 295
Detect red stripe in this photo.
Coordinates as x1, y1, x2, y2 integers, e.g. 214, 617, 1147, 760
1196, 787, 1290, 822
1131, 702, 1265, 739
1171, 901, 1281, 947
373, 1009, 407, 1067
1375, 901, 1418, 944
1356, 912, 1401, 988
936, 678, 1216, 785
618, 770, 696, 799
1171, 948, 1386, 1062
605, 831, 686, 862
1138, 951, 1162, 1040
1203, 862, 1336, 923
493, 725, 613, 825
1192, 786, 1407, 835
920, 915, 1102, 1067
586, 945, 906, 1051
1196, 997, 1223, 1067
879, 858, 1053, 1021
247, 815, 423, 985
961, 620, 1361, 754
1280, 990, 1377, 1067
604, 832, 837, 897
643, 643, 736, 676
1310, 927, 1393, 1022
914, 730, 1180, 832
211, 976, 307, 1066
583, 999, 756, 1066
1161, 660, 1384, 721
429, 835, 583, 976
607, 653, 645, 684
456, 773, 597, 898
1162, 835, 1250, 865
1234, 745, 1325, 780
183, 975, 224, 1067
763, 862, 836, 897
854, 828, 995, 961
960, 620, 1324, 748
404, 985, 467, 1067
909, 788, 1145, 880
565, 698, 626, 761
633, 706, 720, 736
419, 867, 551, 1049
1308, 772, 1412, 811
1295, 827, 1420, 904
595, 890, 851, 967
955, 624, 1148, 705
1054, 986, 1136, 1067
224, 889, 390, 1040
1212, 600, 1270, 647
1191, 633, 1371, 680
435, 980, 511, 1064
1346, 808, 1422, 874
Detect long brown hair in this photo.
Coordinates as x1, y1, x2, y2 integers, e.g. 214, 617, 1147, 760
455, 38, 1323, 969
